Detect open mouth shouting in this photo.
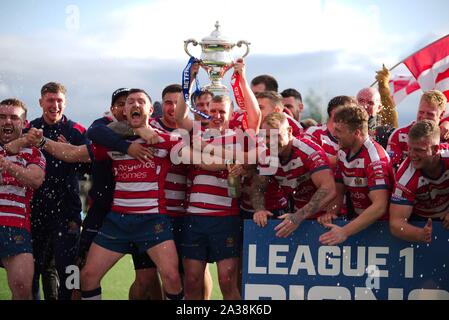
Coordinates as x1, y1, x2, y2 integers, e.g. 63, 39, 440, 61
128, 108, 145, 127
0, 125, 17, 142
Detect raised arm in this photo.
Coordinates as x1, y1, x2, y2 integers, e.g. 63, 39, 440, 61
234, 59, 261, 133
175, 63, 200, 132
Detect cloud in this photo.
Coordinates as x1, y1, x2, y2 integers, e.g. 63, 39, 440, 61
19, 0, 415, 64
1, 0, 440, 129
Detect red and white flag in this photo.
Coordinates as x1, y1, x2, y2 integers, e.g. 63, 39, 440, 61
403, 34, 449, 101
389, 75, 420, 105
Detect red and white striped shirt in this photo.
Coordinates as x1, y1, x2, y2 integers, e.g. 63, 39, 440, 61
387, 120, 449, 170
186, 167, 240, 217
387, 122, 414, 170
262, 137, 330, 216
391, 149, 449, 218
0, 146, 46, 231
304, 124, 339, 157
149, 118, 188, 217
336, 138, 393, 217
90, 133, 179, 215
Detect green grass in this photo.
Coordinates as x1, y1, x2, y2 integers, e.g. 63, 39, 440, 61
0, 257, 223, 300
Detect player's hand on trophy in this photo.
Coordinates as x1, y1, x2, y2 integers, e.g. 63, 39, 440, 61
375, 64, 391, 87
233, 58, 246, 79
191, 61, 200, 79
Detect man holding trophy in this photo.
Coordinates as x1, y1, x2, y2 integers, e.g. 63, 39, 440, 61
175, 22, 261, 299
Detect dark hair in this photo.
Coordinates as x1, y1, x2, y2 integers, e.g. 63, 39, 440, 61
41, 82, 66, 97
192, 90, 214, 102
280, 88, 302, 103
0, 98, 27, 118
327, 95, 358, 117
162, 84, 182, 99
251, 74, 279, 92
128, 88, 152, 103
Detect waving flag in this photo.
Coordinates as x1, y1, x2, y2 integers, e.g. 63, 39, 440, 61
389, 75, 420, 105
403, 34, 449, 101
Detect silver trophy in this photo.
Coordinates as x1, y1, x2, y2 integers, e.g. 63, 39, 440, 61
184, 21, 250, 95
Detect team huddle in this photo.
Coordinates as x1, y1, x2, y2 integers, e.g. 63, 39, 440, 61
1, 60, 448, 300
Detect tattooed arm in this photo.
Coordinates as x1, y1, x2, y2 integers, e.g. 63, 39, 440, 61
250, 173, 274, 227
275, 168, 336, 237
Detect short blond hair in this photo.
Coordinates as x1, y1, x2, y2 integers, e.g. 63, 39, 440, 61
263, 112, 288, 129
421, 90, 447, 114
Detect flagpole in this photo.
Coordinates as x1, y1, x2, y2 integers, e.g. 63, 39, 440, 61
370, 34, 449, 87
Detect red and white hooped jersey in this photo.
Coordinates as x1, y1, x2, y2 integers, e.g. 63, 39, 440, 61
149, 118, 188, 217
387, 120, 449, 170
391, 149, 449, 218
186, 166, 240, 217
386, 122, 414, 170
90, 133, 180, 215
260, 137, 331, 217
336, 138, 393, 217
304, 124, 339, 157
0, 146, 46, 231
285, 114, 304, 138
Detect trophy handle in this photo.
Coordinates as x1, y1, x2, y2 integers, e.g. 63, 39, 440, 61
184, 39, 199, 58
236, 40, 251, 58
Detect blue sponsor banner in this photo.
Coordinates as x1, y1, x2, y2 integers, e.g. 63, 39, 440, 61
242, 220, 449, 300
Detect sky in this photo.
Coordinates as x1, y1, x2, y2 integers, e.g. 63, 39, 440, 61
1, 0, 449, 127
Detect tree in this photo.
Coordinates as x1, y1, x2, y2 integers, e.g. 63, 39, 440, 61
303, 89, 324, 124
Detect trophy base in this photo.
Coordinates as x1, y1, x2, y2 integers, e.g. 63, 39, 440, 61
203, 84, 229, 96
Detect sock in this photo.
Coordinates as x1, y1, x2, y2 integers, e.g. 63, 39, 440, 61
165, 289, 184, 300
81, 287, 102, 300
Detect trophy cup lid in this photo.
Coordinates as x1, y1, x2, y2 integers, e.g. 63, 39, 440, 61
201, 21, 233, 46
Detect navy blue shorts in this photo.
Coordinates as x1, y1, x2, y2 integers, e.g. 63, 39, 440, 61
0, 226, 33, 260
181, 215, 241, 263
94, 212, 173, 255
